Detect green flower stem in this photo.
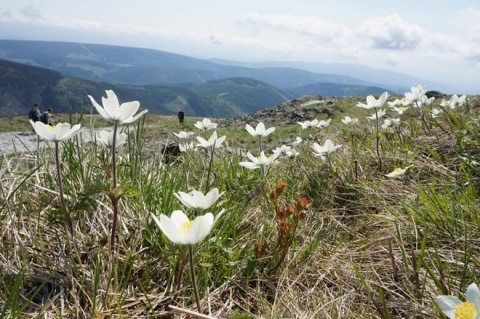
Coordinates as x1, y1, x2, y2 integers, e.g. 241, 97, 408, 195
110, 122, 119, 249
189, 244, 202, 314
55, 141, 73, 236
374, 108, 382, 171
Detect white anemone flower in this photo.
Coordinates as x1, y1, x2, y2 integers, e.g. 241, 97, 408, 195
32, 121, 82, 142
442, 95, 467, 109
316, 118, 331, 128
88, 90, 148, 124
174, 188, 224, 210
404, 85, 426, 104
311, 139, 342, 157
196, 131, 226, 149
179, 142, 197, 152
381, 118, 400, 129
297, 119, 319, 129
385, 165, 413, 178
393, 106, 409, 115
194, 118, 218, 132
341, 116, 359, 125
356, 92, 390, 109
245, 122, 275, 137
173, 131, 195, 140
431, 108, 443, 118
367, 109, 386, 120
151, 210, 223, 245
292, 137, 303, 146
387, 98, 404, 108
239, 151, 281, 170
436, 283, 480, 319
97, 130, 127, 149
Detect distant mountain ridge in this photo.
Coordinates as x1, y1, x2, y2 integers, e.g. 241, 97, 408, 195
0, 59, 295, 118
0, 39, 393, 91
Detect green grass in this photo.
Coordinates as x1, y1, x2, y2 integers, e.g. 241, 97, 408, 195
0, 95, 479, 318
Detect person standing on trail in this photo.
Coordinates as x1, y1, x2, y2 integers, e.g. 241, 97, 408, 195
178, 108, 185, 124
29, 103, 41, 123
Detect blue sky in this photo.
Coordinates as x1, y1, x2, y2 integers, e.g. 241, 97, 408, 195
1, 0, 479, 92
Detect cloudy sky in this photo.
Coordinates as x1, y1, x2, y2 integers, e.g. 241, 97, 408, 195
1, 0, 479, 92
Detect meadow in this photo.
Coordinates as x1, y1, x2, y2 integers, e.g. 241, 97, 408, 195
0, 88, 479, 319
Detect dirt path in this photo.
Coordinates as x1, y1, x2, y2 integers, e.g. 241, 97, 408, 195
0, 130, 98, 155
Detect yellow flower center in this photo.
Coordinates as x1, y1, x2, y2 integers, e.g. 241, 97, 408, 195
454, 301, 477, 319
393, 168, 403, 173
180, 220, 193, 234
47, 125, 55, 132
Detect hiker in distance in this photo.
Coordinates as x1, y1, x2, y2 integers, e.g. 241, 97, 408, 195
178, 108, 185, 124
28, 103, 41, 123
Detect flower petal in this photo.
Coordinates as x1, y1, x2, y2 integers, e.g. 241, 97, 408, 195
466, 283, 480, 312
184, 213, 214, 244
151, 213, 184, 244
33, 122, 55, 141
435, 295, 461, 319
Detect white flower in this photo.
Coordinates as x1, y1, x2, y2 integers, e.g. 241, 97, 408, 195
97, 129, 127, 149
194, 118, 218, 132
245, 122, 275, 137
381, 118, 400, 129
385, 165, 413, 178
292, 137, 303, 146
88, 90, 148, 124
404, 85, 426, 104
387, 98, 405, 108
239, 151, 280, 170
341, 116, 359, 125
311, 139, 342, 157
431, 108, 443, 118
174, 188, 224, 210
356, 92, 390, 109
436, 283, 480, 319
367, 109, 386, 120
32, 121, 82, 142
151, 210, 223, 245
274, 145, 299, 158
316, 118, 331, 128
196, 131, 226, 149
173, 131, 195, 140
393, 106, 409, 115
442, 95, 467, 109
179, 142, 197, 152
297, 119, 319, 129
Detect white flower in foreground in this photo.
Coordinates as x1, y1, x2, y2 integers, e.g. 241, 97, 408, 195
32, 121, 82, 142
196, 131, 226, 149
97, 130, 127, 149
385, 165, 413, 178
194, 118, 218, 132
173, 131, 195, 140
297, 119, 319, 129
311, 139, 342, 157
88, 90, 148, 124
436, 283, 480, 319
174, 188, 224, 210
151, 210, 223, 245
341, 116, 359, 125
356, 92, 390, 109
239, 151, 280, 170
316, 118, 331, 128
367, 109, 386, 120
245, 122, 275, 137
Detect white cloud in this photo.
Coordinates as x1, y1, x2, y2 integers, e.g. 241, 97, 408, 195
357, 14, 424, 50
20, 5, 42, 20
